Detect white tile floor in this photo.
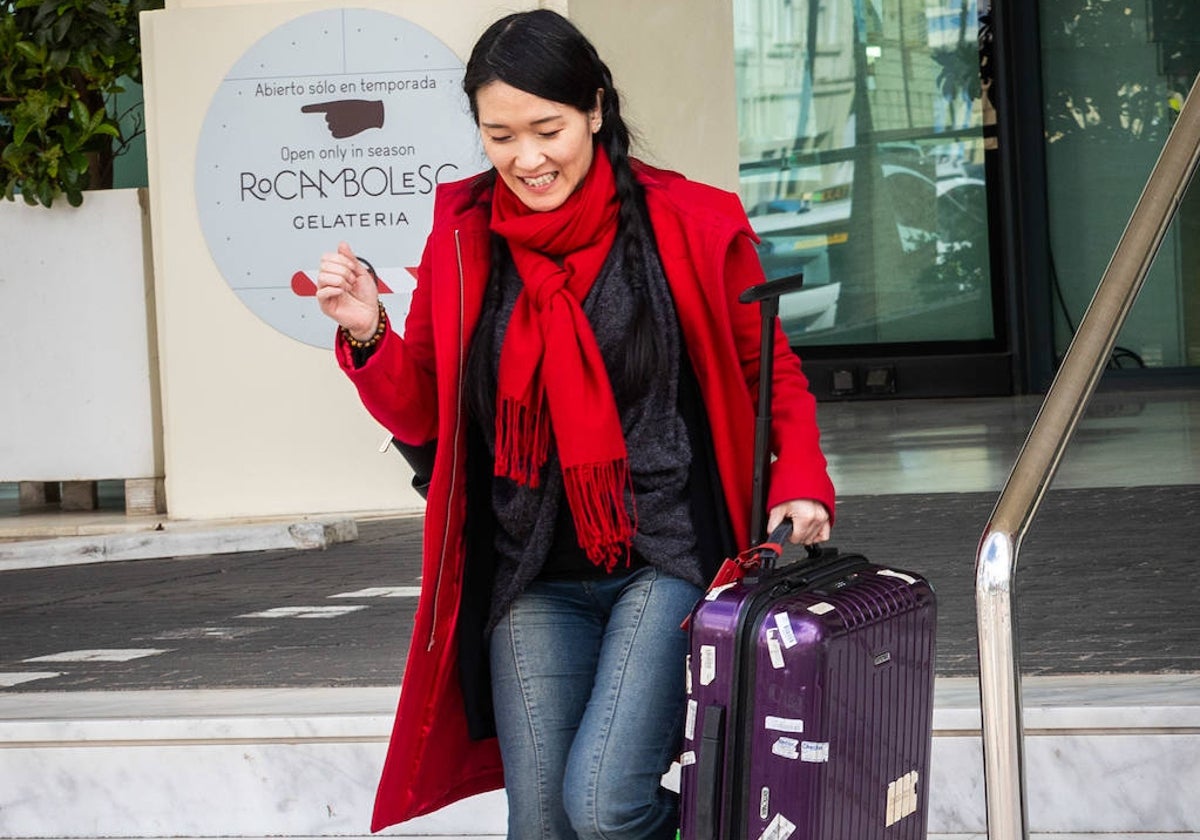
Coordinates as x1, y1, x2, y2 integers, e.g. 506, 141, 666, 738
818, 388, 1200, 497
5, 387, 1199, 542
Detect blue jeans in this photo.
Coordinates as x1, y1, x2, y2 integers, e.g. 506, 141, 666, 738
490, 566, 701, 840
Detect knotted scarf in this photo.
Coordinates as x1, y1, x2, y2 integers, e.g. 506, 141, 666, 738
489, 146, 633, 570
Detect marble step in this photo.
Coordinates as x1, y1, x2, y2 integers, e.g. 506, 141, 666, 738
17, 837, 1195, 840
10, 837, 1199, 840
0, 675, 1196, 838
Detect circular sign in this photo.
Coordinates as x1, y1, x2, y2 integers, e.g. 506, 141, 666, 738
196, 8, 486, 347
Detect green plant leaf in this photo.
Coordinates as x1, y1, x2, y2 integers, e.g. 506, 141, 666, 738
49, 8, 72, 43
69, 96, 89, 127
2, 0, 164, 204
14, 40, 44, 62
47, 47, 70, 71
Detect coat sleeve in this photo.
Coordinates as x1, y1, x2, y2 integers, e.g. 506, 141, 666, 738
334, 236, 439, 446
721, 234, 837, 521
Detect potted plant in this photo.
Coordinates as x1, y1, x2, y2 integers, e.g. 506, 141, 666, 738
1, 0, 161, 207
0, 0, 166, 515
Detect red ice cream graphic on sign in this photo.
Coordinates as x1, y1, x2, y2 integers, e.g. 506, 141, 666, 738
291, 262, 416, 297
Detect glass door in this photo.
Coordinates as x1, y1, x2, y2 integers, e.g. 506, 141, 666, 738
734, 0, 999, 353
1040, 0, 1200, 371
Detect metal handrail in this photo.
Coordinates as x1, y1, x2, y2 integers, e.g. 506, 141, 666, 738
975, 72, 1200, 840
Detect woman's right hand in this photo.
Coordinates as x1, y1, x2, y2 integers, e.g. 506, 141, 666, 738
316, 241, 380, 340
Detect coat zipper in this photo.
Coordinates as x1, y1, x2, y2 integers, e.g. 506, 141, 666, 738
427, 229, 468, 652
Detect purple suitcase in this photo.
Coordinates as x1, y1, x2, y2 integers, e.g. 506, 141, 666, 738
677, 547, 937, 840
678, 273, 937, 839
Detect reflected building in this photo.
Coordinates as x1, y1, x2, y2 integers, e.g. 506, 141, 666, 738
731, 0, 1200, 398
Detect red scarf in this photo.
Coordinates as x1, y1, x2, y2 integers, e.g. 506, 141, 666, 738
489, 147, 633, 570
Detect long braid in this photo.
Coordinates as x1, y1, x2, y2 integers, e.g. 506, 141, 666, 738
589, 59, 666, 396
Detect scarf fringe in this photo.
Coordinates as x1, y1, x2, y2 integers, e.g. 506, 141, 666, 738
563, 458, 635, 572
495, 396, 551, 488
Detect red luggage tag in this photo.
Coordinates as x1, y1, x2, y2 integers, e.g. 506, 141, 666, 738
680, 539, 784, 630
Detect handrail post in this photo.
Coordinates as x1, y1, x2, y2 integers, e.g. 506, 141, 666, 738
975, 71, 1200, 840
976, 527, 1027, 839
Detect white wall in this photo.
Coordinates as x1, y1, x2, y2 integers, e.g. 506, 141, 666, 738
570, 0, 740, 191
0, 189, 162, 483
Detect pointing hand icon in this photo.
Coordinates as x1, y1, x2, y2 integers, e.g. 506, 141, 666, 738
301, 99, 385, 139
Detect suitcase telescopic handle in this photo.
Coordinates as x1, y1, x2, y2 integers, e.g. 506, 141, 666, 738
751, 520, 824, 574
737, 272, 805, 552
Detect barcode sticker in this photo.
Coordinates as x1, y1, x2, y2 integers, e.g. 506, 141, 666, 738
705, 582, 737, 601
757, 812, 797, 840
699, 645, 716, 686
773, 612, 798, 648
766, 629, 785, 669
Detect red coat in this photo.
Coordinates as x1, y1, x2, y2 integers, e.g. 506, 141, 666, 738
338, 163, 836, 831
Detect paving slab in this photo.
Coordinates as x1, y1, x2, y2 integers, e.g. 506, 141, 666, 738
0, 487, 1198, 694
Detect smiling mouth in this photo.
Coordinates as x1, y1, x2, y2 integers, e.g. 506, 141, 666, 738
522, 172, 557, 189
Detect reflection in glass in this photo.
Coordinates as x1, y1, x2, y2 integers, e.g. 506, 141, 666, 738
1040, 0, 1200, 369
734, 0, 994, 347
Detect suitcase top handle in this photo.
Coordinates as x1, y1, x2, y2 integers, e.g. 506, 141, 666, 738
738, 271, 806, 306
740, 520, 824, 577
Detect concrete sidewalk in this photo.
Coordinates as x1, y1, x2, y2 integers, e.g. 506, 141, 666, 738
3, 485, 1200, 693
0, 514, 361, 572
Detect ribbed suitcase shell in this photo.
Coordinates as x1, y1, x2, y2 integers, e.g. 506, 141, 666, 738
679, 554, 937, 840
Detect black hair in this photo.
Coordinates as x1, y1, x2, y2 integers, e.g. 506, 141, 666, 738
463, 10, 665, 419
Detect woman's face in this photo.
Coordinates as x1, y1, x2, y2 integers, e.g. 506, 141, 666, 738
475, 81, 601, 213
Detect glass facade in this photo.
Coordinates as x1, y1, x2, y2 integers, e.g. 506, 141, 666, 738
733, 0, 996, 348
1039, 0, 1200, 369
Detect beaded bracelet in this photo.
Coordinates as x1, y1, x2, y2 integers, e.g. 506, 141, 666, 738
342, 301, 388, 350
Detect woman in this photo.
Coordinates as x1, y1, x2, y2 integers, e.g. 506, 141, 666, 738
316, 10, 835, 839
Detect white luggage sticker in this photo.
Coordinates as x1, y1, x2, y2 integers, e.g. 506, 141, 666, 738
771, 736, 800, 759
807, 601, 836, 615
705, 582, 737, 601
685, 699, 697, 740
764, 715, 804, 733
757, 812, 797, 840
878, 569, 918, 585
772, 612, 798, 648
885, 771, 920, 826
699, 645, 716, 686
679, 750, 696, 767
801, 741, 830, 763
766, 629, 785, 669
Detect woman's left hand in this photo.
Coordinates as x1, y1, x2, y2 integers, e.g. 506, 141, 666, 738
766, 499, 832, 546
